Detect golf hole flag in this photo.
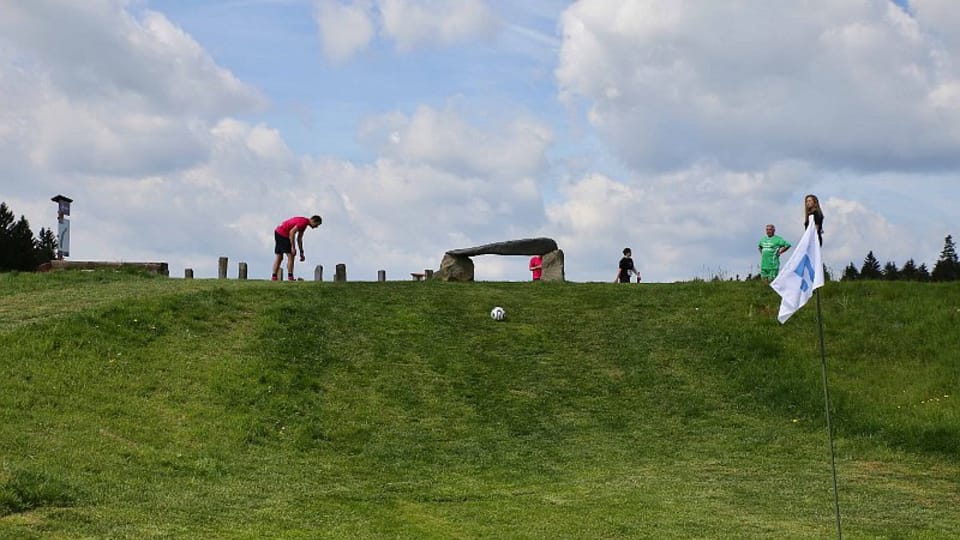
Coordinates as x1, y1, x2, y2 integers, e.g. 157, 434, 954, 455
770, 215, 823, 323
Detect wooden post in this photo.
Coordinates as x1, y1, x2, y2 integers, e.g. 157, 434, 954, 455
335, 263, 347, 282
377, 270, 386, 282
424, 269, 434, 280
238, 262, 248, 280
314, 265, 323, 282
184, 268, 194, 279
218, 257, 228, 279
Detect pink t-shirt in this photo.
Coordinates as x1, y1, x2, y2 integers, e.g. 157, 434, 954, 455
529, 255, 543, 280
275, 216, 310, 236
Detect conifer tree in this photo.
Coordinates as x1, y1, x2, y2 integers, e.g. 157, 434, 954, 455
859, 251, 882, 280
900, 259, 919, 281
842, 262, 859, 281
931, 235, 960, 282
0, 203, 12, 268
2, 215, 38, 271
0, 202, 50, 272
36, 227, 58, 264
882, 261, 900, 280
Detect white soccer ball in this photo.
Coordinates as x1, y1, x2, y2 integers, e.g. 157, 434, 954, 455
490, 306, 506, 321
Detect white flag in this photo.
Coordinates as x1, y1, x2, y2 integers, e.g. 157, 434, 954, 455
770, 215, 823, 323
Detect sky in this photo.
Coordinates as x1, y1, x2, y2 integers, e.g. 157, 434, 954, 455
1, 0, 958, 282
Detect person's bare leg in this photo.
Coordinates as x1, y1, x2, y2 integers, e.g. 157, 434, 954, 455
272, 253, 283, 279
286, 253, 295, 279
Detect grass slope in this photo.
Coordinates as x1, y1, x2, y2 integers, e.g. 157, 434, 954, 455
0, 271, 958, 539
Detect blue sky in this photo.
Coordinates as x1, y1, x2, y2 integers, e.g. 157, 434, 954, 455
1, 0, 958, 282
147, 1, 569, 160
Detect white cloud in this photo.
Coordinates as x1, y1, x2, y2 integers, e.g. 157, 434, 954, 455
358, 104, 552, 178
821, 196, 914, 270
27, 94, 211, 176
314, 0, 376, 63
912, 0, 960, 61
379, 0, 498, 52
0, 0, 265, 179
556, 0, 960, 172
0, 1, 264, 117
314, 0, 499, 61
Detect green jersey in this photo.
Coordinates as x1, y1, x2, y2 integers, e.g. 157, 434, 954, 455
759, 235, 790, 271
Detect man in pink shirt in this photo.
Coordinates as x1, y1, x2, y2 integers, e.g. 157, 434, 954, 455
272, 215, 322, 281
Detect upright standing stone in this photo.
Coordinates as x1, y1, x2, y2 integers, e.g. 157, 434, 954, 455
335, 263, 347, 282
435, 254, 474, 282
218, 257, 228, 279
378, 270, 386, 282
540, 249, 565, 282
424, 269, 434, 279
314, 265, 323, 282
238, 262, 248, 280
184, 268, 194, 279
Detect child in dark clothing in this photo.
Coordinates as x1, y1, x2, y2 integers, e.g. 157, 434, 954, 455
615, 248, 641, 283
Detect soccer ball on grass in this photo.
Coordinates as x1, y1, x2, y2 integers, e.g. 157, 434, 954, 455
490, 306, 506, 321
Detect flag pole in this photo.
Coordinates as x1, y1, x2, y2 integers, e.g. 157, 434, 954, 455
816, 289, 842, 539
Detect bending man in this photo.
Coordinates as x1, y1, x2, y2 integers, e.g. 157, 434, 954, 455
272, 215, 322, 281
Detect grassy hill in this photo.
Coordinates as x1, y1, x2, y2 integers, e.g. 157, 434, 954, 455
0, 270, 958, 539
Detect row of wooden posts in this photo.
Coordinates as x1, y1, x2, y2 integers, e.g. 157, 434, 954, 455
181, 257, 434, 281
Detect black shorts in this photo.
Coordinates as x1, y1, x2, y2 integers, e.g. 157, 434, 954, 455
274, 232, 292, 255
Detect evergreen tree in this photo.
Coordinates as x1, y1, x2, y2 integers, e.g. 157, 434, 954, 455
841, 262, 859, 281
882, 261, 900, 280
931, 235, 960, 282
918, 263, 931, 281
0, 203, 12, 267
36, 227, 58, 264
900, 259, 919, 281
2, 215, 38, 271
0, 202, 47, 272
859, 251, 883, 280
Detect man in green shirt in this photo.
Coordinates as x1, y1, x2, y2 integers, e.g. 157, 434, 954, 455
758, 224, 791, 280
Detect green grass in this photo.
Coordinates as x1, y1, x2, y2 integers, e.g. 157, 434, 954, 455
0, 271, 958, 538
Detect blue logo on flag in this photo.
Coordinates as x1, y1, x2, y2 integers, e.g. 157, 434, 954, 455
795, 255, 815, 292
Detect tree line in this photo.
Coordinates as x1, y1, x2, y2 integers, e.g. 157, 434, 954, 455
0, 202, 58, 272
841, 235, 960, 281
